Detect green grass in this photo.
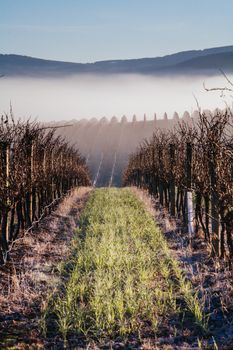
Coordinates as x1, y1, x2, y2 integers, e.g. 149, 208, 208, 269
46, 188, 206, 343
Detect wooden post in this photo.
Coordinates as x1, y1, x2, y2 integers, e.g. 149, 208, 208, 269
43, 148, 48, 205
25, 138, 33, 227
0, 142, 10, 261
169, 144, 176, 216
208, 147, 220, 256
15, 200, 23, 239
51, 149, 54, 200
30, 142, 34, 223
5, 143, 10, 241
152, 146, 157, 196
158, 146, 164, 206
186, 142, 194, 240
60, 152, 63, 196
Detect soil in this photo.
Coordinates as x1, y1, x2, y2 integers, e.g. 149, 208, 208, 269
132, 187, 233, 350
1, 186, 233, 350
0, 187, 92, 349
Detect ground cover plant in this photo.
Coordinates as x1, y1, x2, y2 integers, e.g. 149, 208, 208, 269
46, 188, 205, 347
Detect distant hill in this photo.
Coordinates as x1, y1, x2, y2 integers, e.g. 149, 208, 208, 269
1, 45, 233, 77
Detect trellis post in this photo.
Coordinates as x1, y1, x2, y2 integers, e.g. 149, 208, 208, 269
186, 142, 194, 241
169, 143, 176, 216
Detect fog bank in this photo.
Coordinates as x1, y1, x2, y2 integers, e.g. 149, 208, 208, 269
0, 74, 232, 121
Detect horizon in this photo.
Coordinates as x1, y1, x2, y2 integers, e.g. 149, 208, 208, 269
1, 43, 233, 64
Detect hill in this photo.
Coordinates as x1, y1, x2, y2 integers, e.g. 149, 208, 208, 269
1, 45, 233, 77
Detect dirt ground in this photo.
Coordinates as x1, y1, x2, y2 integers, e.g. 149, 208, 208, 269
0, 187, 92, 349
132, 187, 233, 350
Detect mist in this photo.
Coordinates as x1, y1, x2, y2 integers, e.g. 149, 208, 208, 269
0, 74, 232, 122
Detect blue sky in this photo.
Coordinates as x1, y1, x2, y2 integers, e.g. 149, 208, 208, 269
1, 0, 233, 62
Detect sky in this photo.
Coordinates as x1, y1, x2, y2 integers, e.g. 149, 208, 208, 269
1, 0, 233, 62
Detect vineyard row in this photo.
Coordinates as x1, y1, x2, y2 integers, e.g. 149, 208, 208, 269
124, 110, 233, 263
0, 115, 90, 264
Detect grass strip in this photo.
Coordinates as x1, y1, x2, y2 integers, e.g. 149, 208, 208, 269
47, 188, 206, 343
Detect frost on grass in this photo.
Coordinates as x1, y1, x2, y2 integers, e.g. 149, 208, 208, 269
50, 188, 205, 345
